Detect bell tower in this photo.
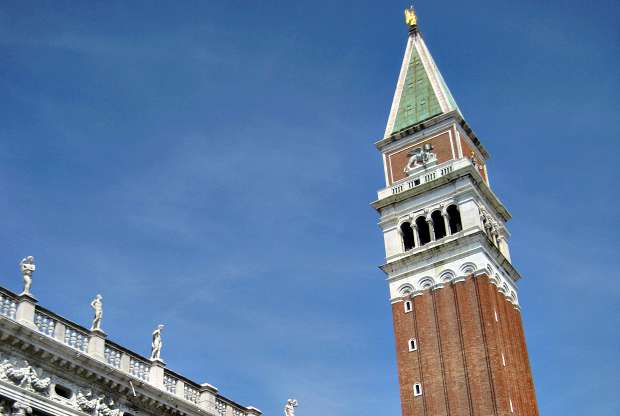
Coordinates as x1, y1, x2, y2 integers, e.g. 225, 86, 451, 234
373, 7, 539, 416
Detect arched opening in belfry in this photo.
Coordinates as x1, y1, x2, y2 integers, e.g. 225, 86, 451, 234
447, 204, 462, 234
431, 210, 446, 240
415, 216, 431, 245
400, 222, 415, 251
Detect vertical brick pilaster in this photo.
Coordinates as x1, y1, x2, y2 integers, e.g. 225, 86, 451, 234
415, 291, 447, 415
435, 284, 471, 415
476, 276, 511, 415
455, 278, 494, 415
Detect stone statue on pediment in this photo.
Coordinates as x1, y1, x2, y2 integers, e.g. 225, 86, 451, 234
19, 256, 36, 296
284, 399, 298, 416
91, 294, 103, 331
150, 324, 164, 361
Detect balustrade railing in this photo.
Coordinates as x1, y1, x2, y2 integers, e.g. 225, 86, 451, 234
184, 384, 199, 403
216, 399, 227, 416
34, 311, 56, 337
104, 345, 122, 369
64, 326, 89, 352
129, 357, 150, 381
0, 292, 17, 319
163, 374, 177, 394
379, 158, 472, 200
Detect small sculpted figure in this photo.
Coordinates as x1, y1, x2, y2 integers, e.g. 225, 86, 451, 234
19, 256, 36, 295
6, 360, 31, 386
404, 143, 435, 175
284, 399, 298, 416
31, 371, 51, 393
77, 390, 98, 412
0, 359, 12, 379
91, 294, 103, 331
404, 6, 417, 27
150, 324, 164, 361
12, 402, 33, 416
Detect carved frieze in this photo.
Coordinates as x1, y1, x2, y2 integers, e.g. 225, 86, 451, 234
0, 359, 51, 395
12, 402, 33, 416
0, 401, 33, 416
0, 351, 127, 416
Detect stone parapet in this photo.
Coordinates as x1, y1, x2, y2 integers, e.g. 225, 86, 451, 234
0, 284, 259, 416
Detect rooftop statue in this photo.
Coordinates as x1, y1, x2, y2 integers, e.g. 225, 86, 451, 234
19, 256, 36, 296
150, 324, 164, 361
404, 6, 417, 27
284, 399, 298, 416
91, 294, 103, 332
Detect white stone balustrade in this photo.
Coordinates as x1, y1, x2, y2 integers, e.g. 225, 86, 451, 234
164, 373, 178, 394
0, 291, 17, 319
104, 344, 122, 368
216, 399, 227, 416
129, 357, 150, 381
65, 325, 89, 352
377, 157, 473, 200
0, 284, 261, 416
34, 311, 56, 337
184, 384, 200, 403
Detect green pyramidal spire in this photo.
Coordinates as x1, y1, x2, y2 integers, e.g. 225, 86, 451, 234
385, 27, 461, 137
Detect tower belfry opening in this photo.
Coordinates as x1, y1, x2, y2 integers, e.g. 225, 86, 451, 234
372, 8, 539, 416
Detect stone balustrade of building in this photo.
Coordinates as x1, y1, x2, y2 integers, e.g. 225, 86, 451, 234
0, 285, 261, 416
377, 157, 473, 200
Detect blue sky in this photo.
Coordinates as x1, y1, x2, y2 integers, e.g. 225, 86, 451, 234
1, 1, 619, 415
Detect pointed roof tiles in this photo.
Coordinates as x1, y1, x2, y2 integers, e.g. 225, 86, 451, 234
385, 30, 461, 138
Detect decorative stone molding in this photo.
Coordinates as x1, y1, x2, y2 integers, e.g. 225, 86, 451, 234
439, 270, 455, 283
398, 284, 414, 295
418, 277, 435, 289
386, 239, 520, 305
76, 390, 123, 416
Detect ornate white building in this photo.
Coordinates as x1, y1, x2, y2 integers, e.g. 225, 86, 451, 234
0, 282, 261, 416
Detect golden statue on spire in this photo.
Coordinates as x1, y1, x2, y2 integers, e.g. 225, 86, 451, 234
404, 5, 417, 27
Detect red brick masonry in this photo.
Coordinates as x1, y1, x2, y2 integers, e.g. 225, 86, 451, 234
392, 274, 538, 416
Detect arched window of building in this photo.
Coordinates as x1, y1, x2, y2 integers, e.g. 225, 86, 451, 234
447, 204, 462, 234
404, 301, 412, 313
408, 338, 417, 351
415, 216, 431, 245
431, 210, 446, 240
400, 222, 415, 251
